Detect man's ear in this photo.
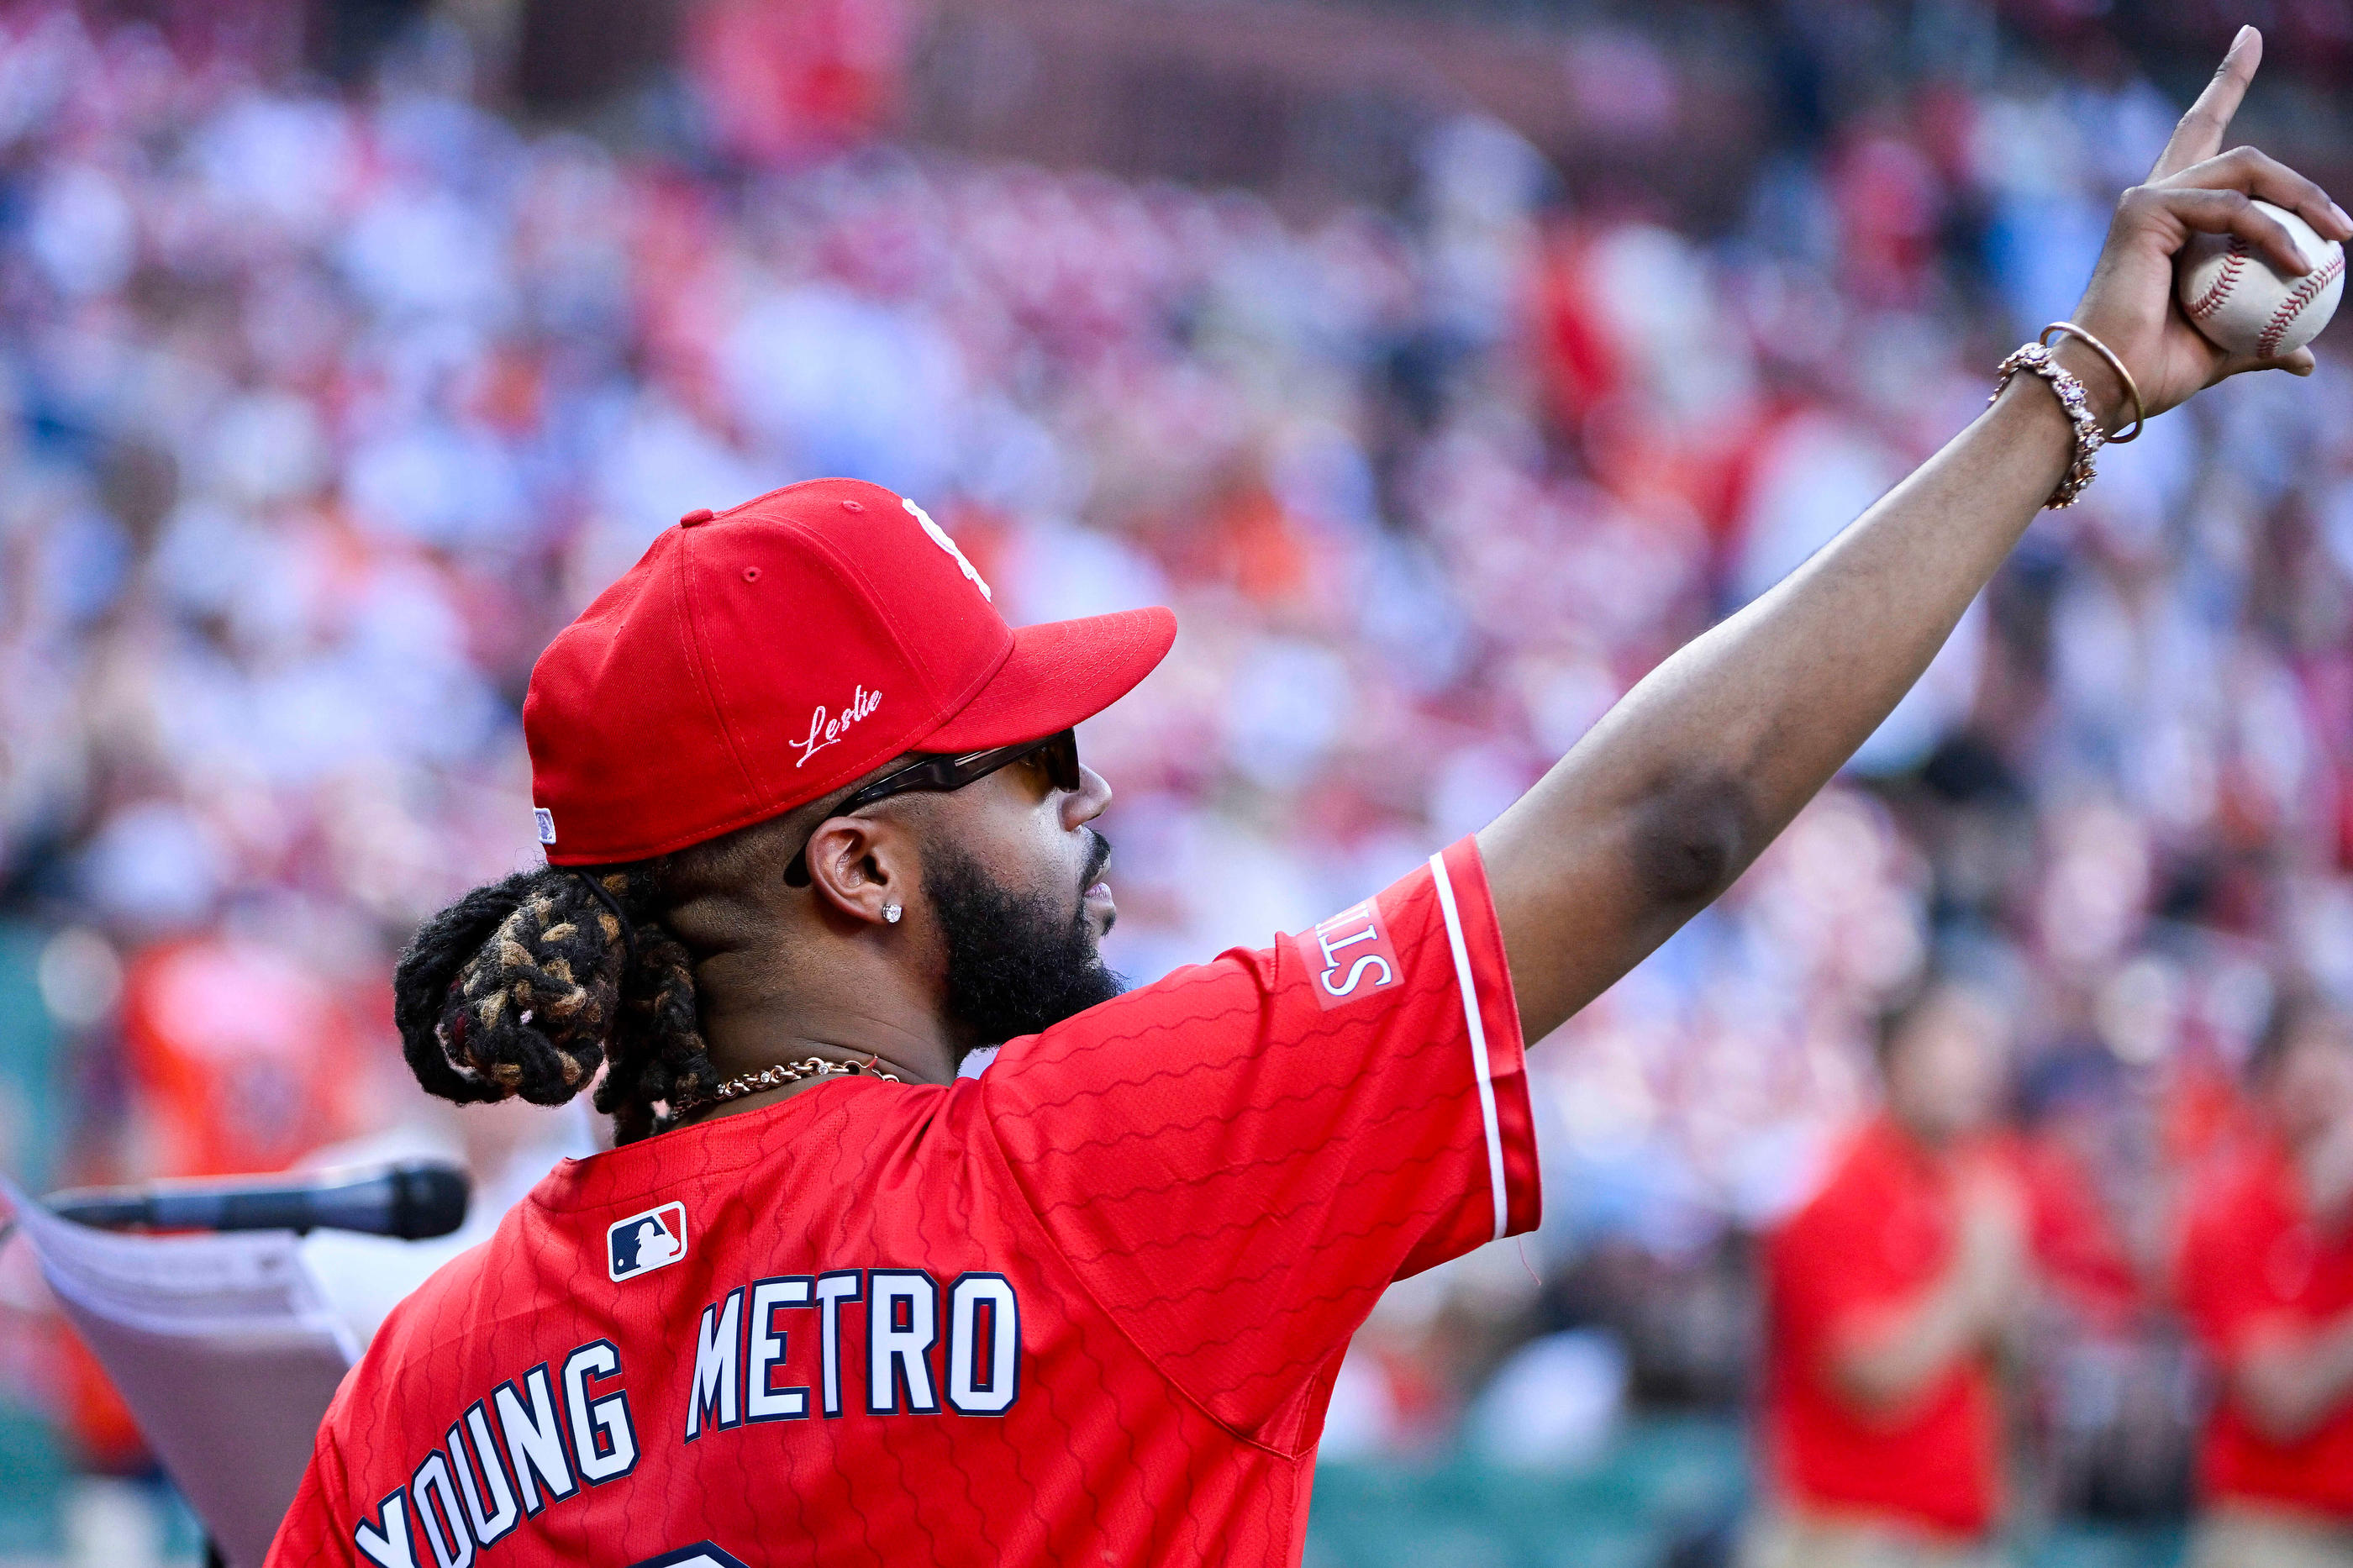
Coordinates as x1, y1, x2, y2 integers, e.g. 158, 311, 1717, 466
801, 816, 908, 927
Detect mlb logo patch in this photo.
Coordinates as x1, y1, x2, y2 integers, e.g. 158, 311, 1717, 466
608, 1202, 688, 1281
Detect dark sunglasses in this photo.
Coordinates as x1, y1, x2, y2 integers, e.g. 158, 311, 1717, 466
784, 729, 1082, 887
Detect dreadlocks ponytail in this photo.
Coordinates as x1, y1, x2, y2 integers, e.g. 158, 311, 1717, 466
392, 862, 725, 1144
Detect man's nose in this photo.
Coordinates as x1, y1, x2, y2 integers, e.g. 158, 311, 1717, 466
1064, 763, 1113, 829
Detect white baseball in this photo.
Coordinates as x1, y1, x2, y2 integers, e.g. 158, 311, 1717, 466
2176, 199, 2344, 359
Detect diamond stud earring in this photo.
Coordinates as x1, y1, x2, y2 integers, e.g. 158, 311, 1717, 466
883, 903, 903, 924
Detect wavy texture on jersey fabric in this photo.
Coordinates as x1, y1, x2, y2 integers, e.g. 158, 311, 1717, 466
266, 837, 1538, 1568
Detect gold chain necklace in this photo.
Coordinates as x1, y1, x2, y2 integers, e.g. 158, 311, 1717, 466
673, 1056, 902, 1118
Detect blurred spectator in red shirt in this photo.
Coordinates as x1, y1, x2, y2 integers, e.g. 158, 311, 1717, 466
1751, 981, 2031, 1568
2177, 996, 2353, 1568
117, 939, 362, 1181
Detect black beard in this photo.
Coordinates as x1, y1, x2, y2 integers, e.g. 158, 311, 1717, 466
930, 834, 1125, 1059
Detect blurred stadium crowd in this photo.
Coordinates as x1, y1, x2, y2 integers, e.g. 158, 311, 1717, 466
0, 0, 2350, 1555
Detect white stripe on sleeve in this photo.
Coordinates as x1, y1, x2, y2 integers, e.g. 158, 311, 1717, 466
1429, 851, 1508, 1242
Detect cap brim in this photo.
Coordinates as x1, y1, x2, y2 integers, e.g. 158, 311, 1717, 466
920, 607, 1176, 754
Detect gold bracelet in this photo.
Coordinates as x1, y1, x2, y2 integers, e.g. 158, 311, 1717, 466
2040, 321, 2145, 443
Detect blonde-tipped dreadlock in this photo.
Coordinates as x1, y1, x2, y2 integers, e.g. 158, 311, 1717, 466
392, 863, 726, 1144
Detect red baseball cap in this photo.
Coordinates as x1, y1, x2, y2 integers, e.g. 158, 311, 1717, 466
523, 478, 1176, 866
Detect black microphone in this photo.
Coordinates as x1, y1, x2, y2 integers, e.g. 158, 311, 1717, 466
44, 1159, 472, 1240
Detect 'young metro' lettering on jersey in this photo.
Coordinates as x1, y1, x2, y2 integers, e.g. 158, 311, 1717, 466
687, 1265, 1022, 1444
351, 1345, 636, 1567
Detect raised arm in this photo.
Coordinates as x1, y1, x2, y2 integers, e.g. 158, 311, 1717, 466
1481, 28, 2350, 1041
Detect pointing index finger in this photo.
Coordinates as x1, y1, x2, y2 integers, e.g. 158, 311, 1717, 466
2152, 26, 2261, 182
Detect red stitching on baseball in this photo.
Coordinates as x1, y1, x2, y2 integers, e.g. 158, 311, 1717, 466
2258, 250, 2345, 357
2187, 236, 2248, 321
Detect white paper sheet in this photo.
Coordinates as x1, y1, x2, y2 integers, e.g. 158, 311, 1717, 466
0, 1175, 357, 1568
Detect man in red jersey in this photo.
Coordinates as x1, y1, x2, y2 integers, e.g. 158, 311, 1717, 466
2178, 997, 2353, 1568
1751, 981, 2029, 1568
268, 34, 2345, 1568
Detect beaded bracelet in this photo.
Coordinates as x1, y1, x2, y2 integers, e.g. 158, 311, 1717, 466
1991, 341, 2104, 509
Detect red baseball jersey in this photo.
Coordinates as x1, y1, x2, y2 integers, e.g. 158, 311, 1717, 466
266, 838, 1539, 1568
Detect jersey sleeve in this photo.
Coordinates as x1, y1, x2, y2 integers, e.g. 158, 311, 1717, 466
977, 836, 1539, 1444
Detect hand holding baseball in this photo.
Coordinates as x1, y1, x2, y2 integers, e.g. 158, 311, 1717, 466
2177, 201, 2344, 359
2062, 27, 2352, 429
